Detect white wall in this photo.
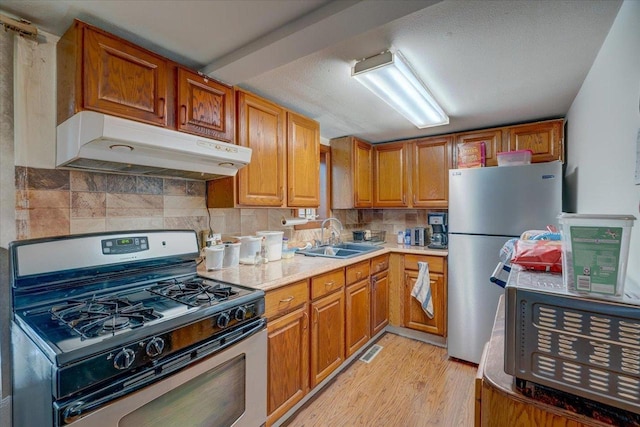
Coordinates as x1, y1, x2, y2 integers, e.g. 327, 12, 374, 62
565, 0, 640, 288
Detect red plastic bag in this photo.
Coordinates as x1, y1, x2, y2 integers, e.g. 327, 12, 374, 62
511, 239, 563, 273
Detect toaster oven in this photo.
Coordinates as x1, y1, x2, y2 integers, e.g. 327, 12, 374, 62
504, 269, 640, 415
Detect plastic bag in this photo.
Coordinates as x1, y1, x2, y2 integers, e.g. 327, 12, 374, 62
511, 239, 563, 273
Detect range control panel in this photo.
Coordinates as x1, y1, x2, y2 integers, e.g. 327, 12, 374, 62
101, 236, 149, 254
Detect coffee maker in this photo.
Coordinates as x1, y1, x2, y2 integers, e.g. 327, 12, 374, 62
427, 212, 448, 249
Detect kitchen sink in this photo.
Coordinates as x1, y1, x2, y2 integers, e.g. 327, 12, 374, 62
298, 243, 383, 259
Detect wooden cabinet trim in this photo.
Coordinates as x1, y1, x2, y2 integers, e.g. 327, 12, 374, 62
404, 254, 444, 273
176, 67, 234, 142
310, 290, 345, 387
370, 253, 390, 274
345, 260, 371, 286
265, 280, 309, 320
345, 279, 371, 357
267, 304, 309, 424
311, 268, 345, 300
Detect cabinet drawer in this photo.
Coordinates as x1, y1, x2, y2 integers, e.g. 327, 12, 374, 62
345, 260, 370, 286
404, 254, 444, 273
370, 254, 389, 274
311, 268, 345, 300
265, 280, 309, 320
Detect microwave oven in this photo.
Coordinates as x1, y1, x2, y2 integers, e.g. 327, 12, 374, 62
504, 269, 640, 415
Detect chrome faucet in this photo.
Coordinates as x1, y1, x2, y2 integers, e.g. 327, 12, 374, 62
320, 217, 343, 246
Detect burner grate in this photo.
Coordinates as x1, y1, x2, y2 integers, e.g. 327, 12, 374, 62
51, 297, 161, 339
149, 277, 239, 307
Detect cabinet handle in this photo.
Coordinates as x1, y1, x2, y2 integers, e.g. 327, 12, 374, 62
180, 105, 187, 125
279, 296, 294, 303
356, 271, 362, 280
303, 311, 309, 330
378, 262, 385, 269
325, 281, 335, 288
158, 98, 165, 119
314, 306, 319, 325
402, 195, 406, 205
413, 194, 416, 204
372, 277, 377, 289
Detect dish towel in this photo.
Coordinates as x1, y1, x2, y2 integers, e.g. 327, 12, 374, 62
411, 261, 434, 319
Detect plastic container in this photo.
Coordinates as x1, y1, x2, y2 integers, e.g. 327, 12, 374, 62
222, 242, 241, 268
204, 245, 225, 271
497, 150, 532, 166
256, 231, 284, 261
281, 248, 296, 259
237, 236, 262, 265
558, 213, 636, 297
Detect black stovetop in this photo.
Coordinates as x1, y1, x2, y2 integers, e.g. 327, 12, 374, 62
16, 275, 259, 363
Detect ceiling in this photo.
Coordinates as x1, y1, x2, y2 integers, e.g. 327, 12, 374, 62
0, 0, 623, 143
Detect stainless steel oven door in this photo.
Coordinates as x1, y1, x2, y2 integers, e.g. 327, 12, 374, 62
67, 328, 267, 427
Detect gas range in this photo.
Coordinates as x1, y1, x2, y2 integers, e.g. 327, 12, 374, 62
10, 230, 265, 427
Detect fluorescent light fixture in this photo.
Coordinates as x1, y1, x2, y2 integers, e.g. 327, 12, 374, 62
352, 50, 449, 128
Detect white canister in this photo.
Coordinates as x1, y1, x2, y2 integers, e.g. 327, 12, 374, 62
237, 236, 262, 264
256, 231, 284, 261
204, 245, 225, 271
222, 242, 241, 268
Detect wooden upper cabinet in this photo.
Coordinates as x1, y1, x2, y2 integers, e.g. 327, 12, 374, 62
330, 136, 372, 209
412, 136, 452, 208
236, 90, 286, 206
58, 21, 169, 126
176, 67, 234, 142
455, 129, 503, 167
373, 142, 409, 207
287, 112, 320, 207
505, 119, 564, 163
354, 140, 373, 207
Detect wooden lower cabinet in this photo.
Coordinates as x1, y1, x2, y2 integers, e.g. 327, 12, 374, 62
267, 305, 309, 426
403, 255, 447, 337
310, 289, 345, 388
371, 269, 389, 336
345, 279, 370, 357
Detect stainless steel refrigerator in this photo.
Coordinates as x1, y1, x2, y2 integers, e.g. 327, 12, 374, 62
447, 161, 562, 364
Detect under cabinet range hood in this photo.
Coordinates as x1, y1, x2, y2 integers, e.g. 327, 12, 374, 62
56, 111, 251, 180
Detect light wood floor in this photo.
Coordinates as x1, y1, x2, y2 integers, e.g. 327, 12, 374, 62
285, 333, 477, 426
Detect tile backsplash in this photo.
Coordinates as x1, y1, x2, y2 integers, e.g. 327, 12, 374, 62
15, 167, 209, 239
15, 166, 443, 245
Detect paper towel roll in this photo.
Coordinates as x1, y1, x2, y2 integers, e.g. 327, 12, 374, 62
281, 217, 309, 226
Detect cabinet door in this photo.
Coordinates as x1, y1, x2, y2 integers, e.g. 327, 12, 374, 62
236, 91, 285, 206
371, 270, 389, 336
373, 142, 408, 207
345, 279, 370, 357
404, 270, 445, 336
412, 136, 452, 208
354, 139, 373, 207
455, 129, 502, 167
287, 112, 320, 207
310, 290, 345, 388
83, 26, 168, 126
267, 305, 309, 425
506, 120, 564, 163
176, 68, 234, 142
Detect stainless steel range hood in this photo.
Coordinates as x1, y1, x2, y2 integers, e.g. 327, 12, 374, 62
56, 111, 251, 180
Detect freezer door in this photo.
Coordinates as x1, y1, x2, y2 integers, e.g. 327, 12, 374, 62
448, 162, 562, 236
447, 234, 508, 364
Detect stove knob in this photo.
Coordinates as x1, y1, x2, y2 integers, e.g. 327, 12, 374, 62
113, 348, 135, 370
146, 337, 165, 358
217, 312, 231, 329
235, 306, 247, 321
